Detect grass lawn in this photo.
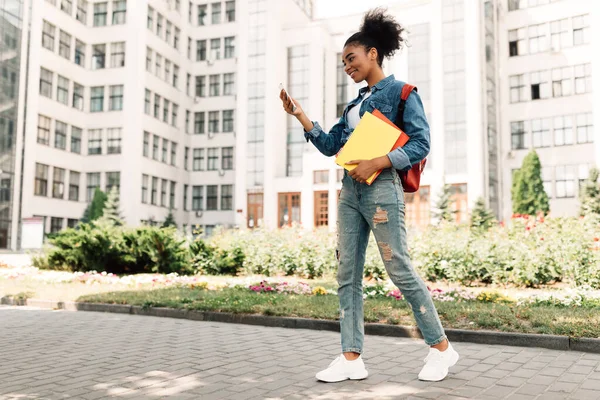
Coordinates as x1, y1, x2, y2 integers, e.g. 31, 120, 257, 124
75, 286, 600, 339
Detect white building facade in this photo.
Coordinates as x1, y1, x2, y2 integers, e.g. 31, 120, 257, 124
2, 0, 598, 250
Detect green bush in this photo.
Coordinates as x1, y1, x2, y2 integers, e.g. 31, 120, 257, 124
189, 237, 245, 275
42, 222, 192, 275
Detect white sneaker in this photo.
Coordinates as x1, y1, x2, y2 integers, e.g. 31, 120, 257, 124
418, 342, 459, 381
316, 354, 369, 383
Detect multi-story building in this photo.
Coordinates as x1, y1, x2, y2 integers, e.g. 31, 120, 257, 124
2, 0, 598, 250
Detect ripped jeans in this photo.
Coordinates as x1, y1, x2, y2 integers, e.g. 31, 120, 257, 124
336, 168, 446, 353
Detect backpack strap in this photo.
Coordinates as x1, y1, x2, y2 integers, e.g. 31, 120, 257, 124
397, 84, 417, 130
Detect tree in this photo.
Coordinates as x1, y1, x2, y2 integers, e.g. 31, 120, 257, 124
81, 188, 107, 223
98, 186, 124, 226
162, 208, 177, 228
470, 197, 496, 230
432, 184, 455, 223
511, 150, 550, 216
579, 167, 600, 218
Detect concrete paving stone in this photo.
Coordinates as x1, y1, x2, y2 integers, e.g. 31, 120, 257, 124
504, 394, 537, 400
497, 362, 525, 371
548, 381, 578, 393
557, 372, 587, 383
495, 376, 528, 388
580, 378, 600, 391
569, 389, 600, 400
510, 368, 538, 379
477, 385, 517, 399
515, 383, 548, 396
538, 367, 568, 377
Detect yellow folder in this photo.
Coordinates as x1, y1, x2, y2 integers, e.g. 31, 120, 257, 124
335, 111, 401, 185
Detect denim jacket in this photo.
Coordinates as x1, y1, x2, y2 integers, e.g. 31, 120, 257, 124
303, 74, 430, 172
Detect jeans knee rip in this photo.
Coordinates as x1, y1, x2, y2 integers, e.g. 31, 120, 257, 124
379, 243, 393, 262
373, 206, 388, 227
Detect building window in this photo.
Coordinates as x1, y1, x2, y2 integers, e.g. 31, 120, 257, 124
187, 37, 192, 59
171, 142, 177, 166
173, 65, 179, 88
183, 184, 188, 211
194, 112, 205, 134
184, 147, 189, 170
107, 128, 122, 154
151, 177, 158, 205
206, 185, 218, 210
141, 174, 148, 203
223, 73, 235, 95
67, 219, 79, 228
35, 163, 49, 196
88, 129, 102, 154
555, 165, 576, 198
551, 67, 571, 97
40, 68, 53, 98
75, 40, 85, 66
531, 118, 551, 148
112, 0, 127, 25
574, 63, 592, 94
573, 14, 590, 46
146, 47, 153, 72
210, 38, 221, 60
336, 52, 348, 116
166, 21, 172, 44
170, 181, 176, 209
530, 70, 549, 100
144, 89, 151, 114
576, 113, 594, 144
208, 111, 219, 133
50, 217, 63, 234
222, 147, 233, 170
109, 85, 124, 111
42, 21, 55, 51
106, 171, 120, 192
550, 19, 569, 51
185, 110, 191, 133
90, 86, 104, 112
164, 59, 171, 82
221, 185, 233, 210
528, 23, 547, 54
163, 99, 170, 123
157, 138, 166, 163
198, 4, 207, 25
92, 44, 106, 69
554, 116, 573, 146
143, 131, 150, 157
209, 74, 220, 96
57, 76, 69, 105
247, 192, 263, 229
195, 76, 206, 97
110, 42, 125, 67
225, 1, 235, 22
76, 0, 88, 24
224, 36, 235, 58
147, 6, 154, 30
211, 2, 221, 24
313, 170, 329, 184
54, 121, 67, 150
71, 126, 82, 153
156, 14, 163, 38
60, 0, 72, 15
73, 83, 84, 110
222, 110, 234, 132
161, 179, 167, 206
37, 115, 51, 145
404, 186, 431, 228
59, 30, 71, 59
193, 148, 204, 171
154, 94, 161, 118
52, 167, 65, 199
511, 121, 528, 150
196, 40, 207, 61
174, 27, 180, 49
192, 186, 203, 210
508, 28, 526, 57
152, 135, 159, 160
172, 103, 178, 127
86, 172, 100, 201
93, 2, 108, 27
314, 191, 328, 227
69, 171, 80, 201
207, 148, 218, 171
278, 193, 301, 227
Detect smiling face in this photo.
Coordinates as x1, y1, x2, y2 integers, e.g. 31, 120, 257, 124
342, 43, 379, 84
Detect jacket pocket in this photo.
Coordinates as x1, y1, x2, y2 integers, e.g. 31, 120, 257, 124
368, 100, 393, 114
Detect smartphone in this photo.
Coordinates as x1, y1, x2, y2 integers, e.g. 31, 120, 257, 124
279, 83, 297, 112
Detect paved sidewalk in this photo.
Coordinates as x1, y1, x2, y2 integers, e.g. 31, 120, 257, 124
1, 307, 600, 399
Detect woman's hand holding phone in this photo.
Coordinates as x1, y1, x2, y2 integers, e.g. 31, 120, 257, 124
279, 84, 303, 117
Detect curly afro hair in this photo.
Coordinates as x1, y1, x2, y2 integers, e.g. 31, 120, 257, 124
344, 8, 406, 66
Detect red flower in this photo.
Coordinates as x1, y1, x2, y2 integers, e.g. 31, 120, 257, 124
594, 237, 600, 242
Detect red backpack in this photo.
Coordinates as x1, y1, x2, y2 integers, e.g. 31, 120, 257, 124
396, 84, 427, 193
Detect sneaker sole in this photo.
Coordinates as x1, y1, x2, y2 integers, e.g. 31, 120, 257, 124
316, 370, 369, 383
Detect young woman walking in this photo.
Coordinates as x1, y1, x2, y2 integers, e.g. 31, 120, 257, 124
279, 8, 459, 383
